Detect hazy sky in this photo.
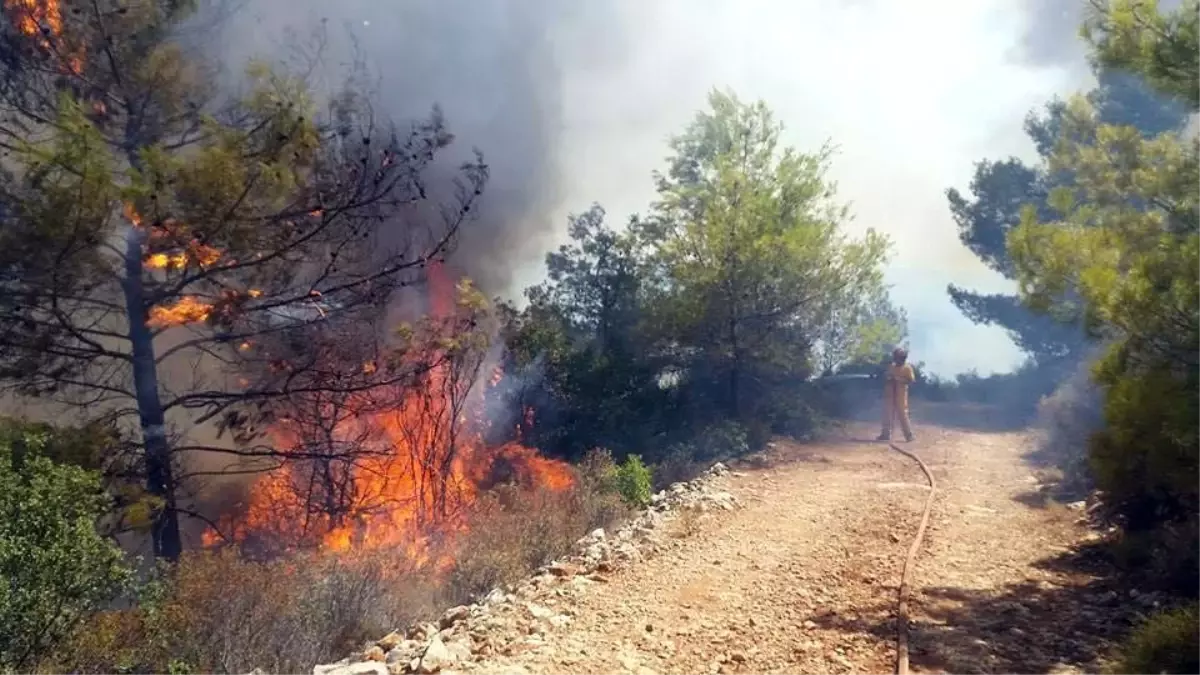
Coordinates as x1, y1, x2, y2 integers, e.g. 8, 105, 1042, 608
534, 0, 1090, 375
223, 0, 1095, 377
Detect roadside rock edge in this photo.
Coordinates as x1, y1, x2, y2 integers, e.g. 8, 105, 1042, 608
310, 462, 740, 675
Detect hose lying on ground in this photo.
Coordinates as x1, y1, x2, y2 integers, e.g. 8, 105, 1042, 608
888, 442, 936, 675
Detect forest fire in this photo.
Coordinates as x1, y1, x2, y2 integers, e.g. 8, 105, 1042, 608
148, 296, 214, 328
126, 201, 231, 328
5, 0, 61, 42
202, 263, 575, 569
5, 0, 83, 73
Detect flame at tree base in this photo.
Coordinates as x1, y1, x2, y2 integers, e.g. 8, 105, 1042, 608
202, 428, 575, 572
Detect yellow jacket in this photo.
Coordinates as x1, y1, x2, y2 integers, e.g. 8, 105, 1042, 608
883, 363, 915, 411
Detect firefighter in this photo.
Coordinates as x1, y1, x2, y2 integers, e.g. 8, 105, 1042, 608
877, 347, 916, 442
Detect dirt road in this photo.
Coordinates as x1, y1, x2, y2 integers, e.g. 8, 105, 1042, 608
463, 414, 1139, 675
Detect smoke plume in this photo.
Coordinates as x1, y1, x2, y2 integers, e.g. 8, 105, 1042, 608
1007, 0, 1186, 72
1030, 346, 1109, 498
200, 0, 631, 295
1008, 0, 1091, 71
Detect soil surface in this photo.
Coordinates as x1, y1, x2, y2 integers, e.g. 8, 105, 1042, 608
464, 407, 1142, 675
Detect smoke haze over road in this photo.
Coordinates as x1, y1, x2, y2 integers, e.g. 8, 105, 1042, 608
213, 0, 1099, 376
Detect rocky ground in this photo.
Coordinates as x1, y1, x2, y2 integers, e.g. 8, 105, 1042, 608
314, 414, 1161, 675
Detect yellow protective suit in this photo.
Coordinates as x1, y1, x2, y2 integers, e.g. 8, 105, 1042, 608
881, 362, 915, 440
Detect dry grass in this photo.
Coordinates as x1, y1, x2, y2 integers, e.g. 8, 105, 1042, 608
48, 453, 630, 675
445, 480, 626, 604
668, 507, 707, 539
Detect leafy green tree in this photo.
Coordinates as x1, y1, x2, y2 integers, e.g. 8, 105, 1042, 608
497, 91, 899, 462
1009, 0, 1198, 587
946, 68, 1188, 366
0, 2, 485, 559
496, 205, 675, 460
644, 89, 892, 421
0, 429, 133, 672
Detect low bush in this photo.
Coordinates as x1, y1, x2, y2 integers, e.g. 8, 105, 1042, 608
1112, 603, 1199, 675
51, 452, 630, 674
652, 446, 702, 490
693, 421, 750, 460
1089, 367, 1198, 528
46, 548, 423, 675
447, 474, 626, 603
1107, 519, 1200, 596
652, 420, 753, 490
1, 431, 132, 673
615, 454, 653, 507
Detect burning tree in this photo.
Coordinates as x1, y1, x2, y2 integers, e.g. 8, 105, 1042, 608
205, 270, 576, 566
0, 1, 488, 560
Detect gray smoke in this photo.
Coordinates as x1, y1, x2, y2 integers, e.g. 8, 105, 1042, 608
1009, 0, 1185, 71
1031, 346, 1109, 497
199, 0, 631, 295
1009, 0, 1090, 70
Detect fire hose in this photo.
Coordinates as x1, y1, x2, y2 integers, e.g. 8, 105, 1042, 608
814, 371, 936, 673
887, 440, 936, 675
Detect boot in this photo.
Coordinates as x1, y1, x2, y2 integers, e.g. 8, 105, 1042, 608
876, 432, 890, 442
904, 432, 915, 443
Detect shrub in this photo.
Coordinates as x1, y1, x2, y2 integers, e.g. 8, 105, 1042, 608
653, 421, 753, 490
49, 549, 424, 675
573, 449, 630, 529
1107, 519, 1200, 595
1112, 604, 1199, 675
1089, 366, 1198, 533
56, 461, 631, 675
575, 447, 620, 495
696, 421, 750, 459
615, 454, 653, 507
447, 481, 622, 603
0, 431, 132, 673
652, 446, 702, 490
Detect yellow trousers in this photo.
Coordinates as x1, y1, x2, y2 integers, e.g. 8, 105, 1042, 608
881, 385, 912, 439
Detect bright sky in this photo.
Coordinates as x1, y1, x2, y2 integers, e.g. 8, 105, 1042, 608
527, 0, 1089, 376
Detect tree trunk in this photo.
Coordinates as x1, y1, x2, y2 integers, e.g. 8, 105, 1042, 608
728, 314, 741, 419
122, 227, 183, 561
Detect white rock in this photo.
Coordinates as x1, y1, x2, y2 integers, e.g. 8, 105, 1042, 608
417, 636, 458, 674
526, 603, 555, 620
385, 641, 423, 665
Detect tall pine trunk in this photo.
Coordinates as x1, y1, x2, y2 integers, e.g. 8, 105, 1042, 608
121, 227, 183, 561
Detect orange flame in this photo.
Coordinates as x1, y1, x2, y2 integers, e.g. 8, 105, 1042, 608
124, 202, 143, 228
5, 0, 61, 41
148, 296, 213, 328
203, 264, 575, 568
203, 385, 573, 565
143, 242, 221, 270
128, 202, 224, 271
5, 0, 82, 74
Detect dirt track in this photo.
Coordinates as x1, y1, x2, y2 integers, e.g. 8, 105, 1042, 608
463, 409, 1141, 675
